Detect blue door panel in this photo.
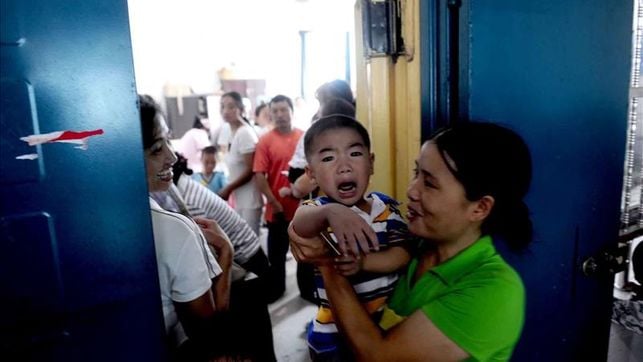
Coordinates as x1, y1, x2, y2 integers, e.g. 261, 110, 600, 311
0, 79, 44, 184
465, 0, 631, 360
1, 0, 165, 359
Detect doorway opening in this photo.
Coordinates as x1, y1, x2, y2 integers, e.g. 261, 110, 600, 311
610, 0, 643, 360
127, 0, 356, 143
126, 1, 357, 360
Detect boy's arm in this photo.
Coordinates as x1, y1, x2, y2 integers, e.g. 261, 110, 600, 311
291, 203, 331, 238
362, 246, 410, 273
293, 203, 379, 255
334, 246, 410, 276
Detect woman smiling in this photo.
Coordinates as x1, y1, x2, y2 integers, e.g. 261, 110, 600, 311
290, 121, 532, 361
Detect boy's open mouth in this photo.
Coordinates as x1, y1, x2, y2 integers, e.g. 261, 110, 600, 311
337, 181, 357, 196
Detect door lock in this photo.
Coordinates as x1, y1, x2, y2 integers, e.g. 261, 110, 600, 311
581, 228, 642, 277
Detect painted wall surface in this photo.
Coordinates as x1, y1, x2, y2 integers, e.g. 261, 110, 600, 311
467, 1, 632, 360
127, 0, 355, 106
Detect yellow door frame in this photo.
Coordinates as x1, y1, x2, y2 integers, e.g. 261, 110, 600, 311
354, 0, 421, 205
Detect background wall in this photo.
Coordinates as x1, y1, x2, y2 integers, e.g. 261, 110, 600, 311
127, 0, 355, 115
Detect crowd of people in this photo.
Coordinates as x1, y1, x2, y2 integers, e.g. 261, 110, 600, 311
139, 78, 535, 361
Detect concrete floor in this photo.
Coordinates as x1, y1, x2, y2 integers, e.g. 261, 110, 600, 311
258, 227, 316, 362
607, 321, 643, 362
268, 255, 316, 362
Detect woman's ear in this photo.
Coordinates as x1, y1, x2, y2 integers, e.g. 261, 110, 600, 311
471, 195, 495, 222
369, 153, 375, 175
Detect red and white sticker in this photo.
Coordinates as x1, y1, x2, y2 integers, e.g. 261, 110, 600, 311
16, 129, 104, 160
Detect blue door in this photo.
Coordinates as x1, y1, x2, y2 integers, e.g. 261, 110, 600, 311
1, 0, 165, 360
421, 1, 632, 360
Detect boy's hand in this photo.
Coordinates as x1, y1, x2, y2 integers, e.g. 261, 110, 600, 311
325, 204, 379, 255
333, 253, 363, 276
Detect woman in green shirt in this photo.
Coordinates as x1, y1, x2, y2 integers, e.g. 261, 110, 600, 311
290, 122, 532, 361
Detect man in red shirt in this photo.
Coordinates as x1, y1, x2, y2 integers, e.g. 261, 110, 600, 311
253, 95, 304, 302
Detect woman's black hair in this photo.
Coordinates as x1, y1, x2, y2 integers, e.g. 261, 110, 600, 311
430, 121, 533, 250
193, 116, 206, 129
138, 94, 163, 150
316, 79, 354, 106
254, 102, 268, 118
319, 97, 356, 118
222, 91, 252, 125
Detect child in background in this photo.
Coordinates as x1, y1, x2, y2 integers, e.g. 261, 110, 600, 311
192, 146, 227, 194
291, 115, 410, 361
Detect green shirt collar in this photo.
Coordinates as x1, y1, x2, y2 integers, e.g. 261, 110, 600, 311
429, 235, 497, 285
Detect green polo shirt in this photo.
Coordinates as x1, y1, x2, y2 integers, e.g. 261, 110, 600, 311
379, 236, 525, 362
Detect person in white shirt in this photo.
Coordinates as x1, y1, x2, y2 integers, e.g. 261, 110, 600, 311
139, 95, 233, 359
216, 91, 263, 235
178, 116, 211, 173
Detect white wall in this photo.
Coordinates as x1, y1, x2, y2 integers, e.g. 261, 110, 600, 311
127, 0, 355, 115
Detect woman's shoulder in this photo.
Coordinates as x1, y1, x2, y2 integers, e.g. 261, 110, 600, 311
150, 201, 199, 242
456, 252, 525, 302
235, 124, 259, 141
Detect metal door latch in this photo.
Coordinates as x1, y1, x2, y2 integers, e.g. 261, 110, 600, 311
582, 228, 643, 277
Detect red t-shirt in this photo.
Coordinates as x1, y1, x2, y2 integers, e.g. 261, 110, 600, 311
253, 128, 304, 222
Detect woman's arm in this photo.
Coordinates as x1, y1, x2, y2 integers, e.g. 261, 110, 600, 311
291, 226, 468, 361
218, 152, 254, 200
320, 266, 469, 361
194, 217, 233, 311
255, 172, 283, 214
210, 241, 232, 311
175, 290, 217, 339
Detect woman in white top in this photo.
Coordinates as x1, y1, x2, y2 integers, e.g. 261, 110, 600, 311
216, 92, 263, 235
139, 95, 233, 359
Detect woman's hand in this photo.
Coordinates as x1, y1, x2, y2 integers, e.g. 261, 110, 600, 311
288, 223, 333, 266
325, 204, 379, 256
194, 217, 233, 267
333, 253, 363, 276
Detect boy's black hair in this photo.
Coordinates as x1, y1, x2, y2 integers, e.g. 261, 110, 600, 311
201, 145, 218, 155
304, 114, 370, 161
